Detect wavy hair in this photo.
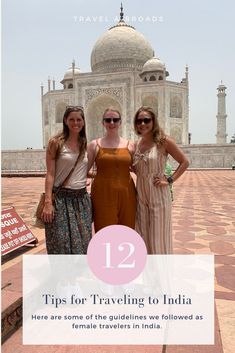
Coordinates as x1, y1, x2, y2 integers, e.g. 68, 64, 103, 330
134, 106, 166, 145
47, 106, 87, 160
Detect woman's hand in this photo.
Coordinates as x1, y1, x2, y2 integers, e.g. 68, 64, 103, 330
129, 165, 136, 173
153, 175, 168, 187
42, 203, 54, 223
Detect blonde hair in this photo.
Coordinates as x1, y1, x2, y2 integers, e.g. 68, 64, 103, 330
134, 106, 166, 145
103, 108, 121, 120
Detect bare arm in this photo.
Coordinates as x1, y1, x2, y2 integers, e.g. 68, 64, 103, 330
42, 146, 56, 223
87, 140, 99, 177
128, 140, 137, 172
154, 137, 189, 187
128, 140, 136, 157
165, 137, 189, 182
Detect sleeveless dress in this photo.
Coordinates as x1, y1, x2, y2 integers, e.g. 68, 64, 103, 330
91, 143, 136, 232
133, 143, 172, 254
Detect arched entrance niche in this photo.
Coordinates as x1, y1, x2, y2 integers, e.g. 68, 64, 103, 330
86, 95, 122, 142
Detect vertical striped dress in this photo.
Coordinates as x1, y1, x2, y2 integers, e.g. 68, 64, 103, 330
133, 144, 172, 254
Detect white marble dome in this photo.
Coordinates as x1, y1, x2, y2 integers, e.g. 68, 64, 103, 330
90, 21, 154, 73
63, 66, 81, 79
141, 57, 165, 73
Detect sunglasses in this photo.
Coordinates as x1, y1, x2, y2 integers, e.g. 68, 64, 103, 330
66, 105, 84, 110
103, 117, 121, 123
136, 118, 152, 125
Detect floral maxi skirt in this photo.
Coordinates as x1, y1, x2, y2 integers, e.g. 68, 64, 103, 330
45, 188, 92, 254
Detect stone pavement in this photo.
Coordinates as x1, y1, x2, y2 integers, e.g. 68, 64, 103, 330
1, 170, 235, 353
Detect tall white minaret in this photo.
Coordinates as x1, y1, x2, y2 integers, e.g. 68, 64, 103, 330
216, 82, 227, 144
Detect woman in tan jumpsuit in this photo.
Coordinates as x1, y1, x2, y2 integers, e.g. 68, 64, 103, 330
88, 108, 136, 232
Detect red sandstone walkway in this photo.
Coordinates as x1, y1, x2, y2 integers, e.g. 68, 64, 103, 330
1, 170, 235, 352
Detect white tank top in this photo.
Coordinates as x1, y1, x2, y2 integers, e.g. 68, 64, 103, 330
54, 145, 88, 189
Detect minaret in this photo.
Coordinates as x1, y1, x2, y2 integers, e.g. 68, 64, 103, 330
72, 59, 75, 88
40, 83, 44, 97
216, 82, 227, 144
185, 64, 189, 84
48, 76, 51, 92
52, 77, 55, 90
40, 83, 45, 148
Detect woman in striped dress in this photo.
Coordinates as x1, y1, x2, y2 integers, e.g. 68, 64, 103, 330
133, 106, 189, 254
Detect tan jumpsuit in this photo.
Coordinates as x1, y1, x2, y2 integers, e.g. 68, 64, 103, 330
133, 144, 172, 254
91, 142, 136, 232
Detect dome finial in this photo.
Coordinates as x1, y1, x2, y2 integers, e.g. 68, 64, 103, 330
120, 3, 124, 21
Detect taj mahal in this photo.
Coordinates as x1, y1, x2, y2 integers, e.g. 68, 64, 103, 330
41, 5, 189, 146
2, 5, 234, 172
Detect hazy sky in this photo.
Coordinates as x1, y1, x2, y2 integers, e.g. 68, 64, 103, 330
2, 0, 235, 149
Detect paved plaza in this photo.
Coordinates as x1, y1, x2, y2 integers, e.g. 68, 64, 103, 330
1, 170, 235, 353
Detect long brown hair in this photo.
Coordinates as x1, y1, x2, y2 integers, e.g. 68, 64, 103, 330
47, 106, 87, 160
134, 106, 166, 145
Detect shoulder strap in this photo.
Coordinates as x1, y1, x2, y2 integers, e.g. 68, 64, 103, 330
94, 139, 100, 160
55, 153, 81, 193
